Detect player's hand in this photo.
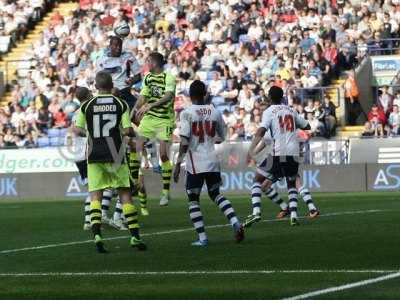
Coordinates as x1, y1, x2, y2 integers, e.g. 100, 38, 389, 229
125, 77, 135, 86
144, 160, 150, 169
173, 163, 181, 183
136, 104, 150, 121
246, 152, 252, 164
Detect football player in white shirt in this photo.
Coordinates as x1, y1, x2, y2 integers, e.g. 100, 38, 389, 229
95, 36, 141, 109
245, 131, 319, 227
173, 80, 244, 247
96, 36, 160, 207
247, 86, 311, 226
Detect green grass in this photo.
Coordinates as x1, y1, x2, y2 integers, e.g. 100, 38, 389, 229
1, 192, 400, 300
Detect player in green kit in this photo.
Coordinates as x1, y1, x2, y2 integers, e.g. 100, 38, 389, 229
74, 71, 146, 253
135, 52, 176, 206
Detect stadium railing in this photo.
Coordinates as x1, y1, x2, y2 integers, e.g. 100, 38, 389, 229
288, 86, 341, 105
4, 59, 36, 88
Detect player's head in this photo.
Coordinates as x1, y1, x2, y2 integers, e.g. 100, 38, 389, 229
109, 36, 123, 57
75, 87, 92, 103
268, 86, 284, 104
147, 52, 165, 72
95, 71, 113, 92
189, 80, 207, 104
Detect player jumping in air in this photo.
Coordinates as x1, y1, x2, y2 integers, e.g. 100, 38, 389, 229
135, 52, 176, 206
96, 36, 157, 218
173, 80, 244, 246
247, 86, 311, 226
74, 71, 146, 253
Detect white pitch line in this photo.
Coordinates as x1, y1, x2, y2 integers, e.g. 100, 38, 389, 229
280, 272, 400, 300
0, 209, 387, 255
0, 270, 398, 277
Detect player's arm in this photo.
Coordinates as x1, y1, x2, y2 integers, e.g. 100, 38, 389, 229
215, 111, 226, 143
121, 107, 135, 138
248, 127, 267, 160
73, 108, 87, 137
126, 56, 142, 86
295, 111, 311, 130
248, 110, 270, 159
173, 136, 189, 183
173, 110, 190, 183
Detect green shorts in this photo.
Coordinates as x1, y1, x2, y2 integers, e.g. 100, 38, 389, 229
87, 162, 130, 192
138, 114, 174, 141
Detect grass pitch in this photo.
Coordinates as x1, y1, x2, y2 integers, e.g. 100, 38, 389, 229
0, 192, 400, 300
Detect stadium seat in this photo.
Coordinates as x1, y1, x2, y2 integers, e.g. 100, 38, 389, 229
37, 137, 50, 148
239, 34, 249, 44
58, 128, 68, 137
49, 137, 64, 147
47, 128, 60, 138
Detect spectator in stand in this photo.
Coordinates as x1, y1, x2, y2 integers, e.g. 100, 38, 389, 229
297, 103, 306, 119
304, 99, 315, 116
48, 95, 61, 116
0, 134, 4, 148
53, 108, 68, 128
361, 121, 375, 137
0, 107, 9, 126
307, 112, 325, 137
313, 100, 326, 137
393, 91, 400, 108
388, 105, 400, 136
377, 85, 394, 117
36, 107, 52, 133
10, 104, 26, 129
367, 104, 386, 137
322, 95, 337, 137
344, 70, 363, 125
33, 87, 48, 111
3, 128, 16, 147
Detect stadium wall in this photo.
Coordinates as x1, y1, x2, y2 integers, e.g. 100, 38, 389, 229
1, 164, 399, 199
355, 57, 373, 121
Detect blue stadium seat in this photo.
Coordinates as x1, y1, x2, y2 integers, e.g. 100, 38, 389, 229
37, 137, 50, 148
49, 137, 64, 147
47, 128, 60, 138
206, 72, 214, 81
239, 34, 249, 44
58, 128, 68, 137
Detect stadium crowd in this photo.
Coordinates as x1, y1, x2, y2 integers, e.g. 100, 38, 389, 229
0, 0, 55, 55
1, 0, 400, 148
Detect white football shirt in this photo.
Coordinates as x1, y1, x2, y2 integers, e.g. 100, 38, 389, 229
180, 104, 226, 174
95, 50, 141, 90
260, 104, 308, 156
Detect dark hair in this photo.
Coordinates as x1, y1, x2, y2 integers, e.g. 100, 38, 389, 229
268, 86, 284, 104
109, 36, 123, 45
75, 87, 91, 103
189, 80, 206, 100
95, 71, 113, 91
148, 52, 165, 67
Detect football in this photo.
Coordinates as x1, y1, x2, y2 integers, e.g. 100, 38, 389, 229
114, 22, 130, 38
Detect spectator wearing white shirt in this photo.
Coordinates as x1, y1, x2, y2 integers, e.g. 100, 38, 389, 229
301, 68, 319, 89
209, 72, 224, 97
388, 105, 400, 135
10, 104, 26, 129
186, 23, 200, 42
247, 21, 263, 40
